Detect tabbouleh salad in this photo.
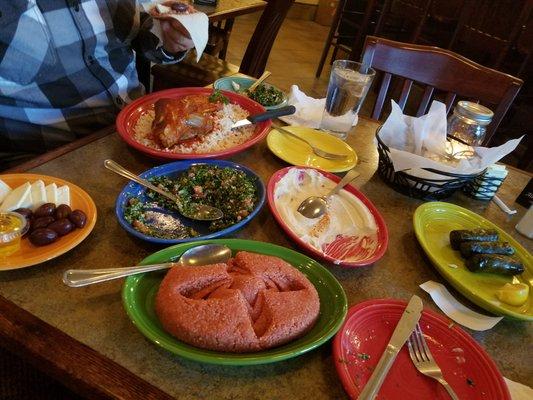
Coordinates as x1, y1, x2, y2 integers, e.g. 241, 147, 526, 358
124, 165, 258, 238
246, 84, 284, 107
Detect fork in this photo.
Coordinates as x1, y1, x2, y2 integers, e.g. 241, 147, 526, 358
272, 124, 349, 161
407, 324, 459, 400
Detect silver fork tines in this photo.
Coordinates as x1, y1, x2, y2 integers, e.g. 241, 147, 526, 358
407, 324, 460, 400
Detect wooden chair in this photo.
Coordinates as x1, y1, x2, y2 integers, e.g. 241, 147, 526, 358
316, 0, 434, 77
151, 0, 294, 90
372, 0, 433, 45
316, 0, 386, 78
448, 0, 531, 70
361, 36, 523, 145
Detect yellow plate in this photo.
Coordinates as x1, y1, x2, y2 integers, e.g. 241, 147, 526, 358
266, 126, 357, 173
413, 202, 532, 321
0, 174, 97, 271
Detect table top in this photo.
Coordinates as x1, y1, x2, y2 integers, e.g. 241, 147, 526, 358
1, 118, 532, 399
199, 0, 266, 21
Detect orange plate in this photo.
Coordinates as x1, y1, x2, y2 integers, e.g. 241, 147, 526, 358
0, 173, 97, 271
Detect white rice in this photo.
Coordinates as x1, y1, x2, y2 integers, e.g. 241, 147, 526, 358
132, 103, 255, 153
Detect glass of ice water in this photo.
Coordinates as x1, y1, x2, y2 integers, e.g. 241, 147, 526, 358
320, 60, 375, 140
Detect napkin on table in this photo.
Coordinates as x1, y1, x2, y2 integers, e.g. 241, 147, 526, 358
419, 280, 503, 331
278, 85, 358, 128
505, 377, 533, 400
141, 0, 209, 62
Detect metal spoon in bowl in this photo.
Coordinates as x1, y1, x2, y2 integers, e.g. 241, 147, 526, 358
104, 160, 223, 221
63, 244, 232, 287
297, 168, 360, 219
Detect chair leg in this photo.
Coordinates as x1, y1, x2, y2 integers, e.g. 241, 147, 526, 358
218, 18, 234, 61
316, 0, 346, 78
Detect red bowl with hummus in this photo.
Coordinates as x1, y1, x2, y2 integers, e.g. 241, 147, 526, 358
267, 167, 388, 267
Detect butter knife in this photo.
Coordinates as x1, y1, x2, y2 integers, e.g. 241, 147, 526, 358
230, 105, 296, 129
185, 106, 296, 129
357, 295, 424, 400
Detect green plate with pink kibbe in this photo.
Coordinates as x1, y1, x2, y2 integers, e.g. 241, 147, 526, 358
122, 239, 348, 365
413, 202, 532, 321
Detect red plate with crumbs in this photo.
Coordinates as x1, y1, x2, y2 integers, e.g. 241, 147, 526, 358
333, 299, 510, 400
116, 87, 269, 159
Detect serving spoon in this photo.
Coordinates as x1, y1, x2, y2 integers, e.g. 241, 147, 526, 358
104, 160, 223, 221
63, 244, 232, 287
297, 168, 360, 219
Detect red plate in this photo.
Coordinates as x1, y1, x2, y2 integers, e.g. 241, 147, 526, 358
267, 166, 388, 267
116, 87, 270, 159
333, 299, 511, 400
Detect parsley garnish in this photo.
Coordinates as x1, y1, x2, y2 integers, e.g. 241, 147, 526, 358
208, 89, 229, 104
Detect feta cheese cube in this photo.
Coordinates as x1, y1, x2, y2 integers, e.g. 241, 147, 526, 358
56, 185, 70, 207
0, 182, 32, 212
30, 180, 47, 210
0, 179, 11, 204
45, 183, 58, 204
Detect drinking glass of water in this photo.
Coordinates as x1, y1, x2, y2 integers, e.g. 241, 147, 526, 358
320, 60, 375, 140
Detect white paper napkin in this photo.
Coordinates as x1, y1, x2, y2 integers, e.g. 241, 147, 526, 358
279, 85, 358, 128
379, 100, 523, 175
141, 1, 209, 62
505, 377, 533, 400
419, 280, 503, 331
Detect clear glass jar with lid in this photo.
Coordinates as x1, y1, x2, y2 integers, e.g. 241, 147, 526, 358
447, 101, 494, 145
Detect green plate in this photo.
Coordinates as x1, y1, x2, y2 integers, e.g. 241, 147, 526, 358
122, 239, 348, 365
413, 202, 532, 321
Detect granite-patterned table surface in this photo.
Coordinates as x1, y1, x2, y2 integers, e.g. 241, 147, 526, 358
1, 118, 531, 399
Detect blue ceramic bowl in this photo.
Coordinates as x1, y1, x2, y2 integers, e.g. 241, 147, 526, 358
213, 77, 288, 110
115, 160, 266, 244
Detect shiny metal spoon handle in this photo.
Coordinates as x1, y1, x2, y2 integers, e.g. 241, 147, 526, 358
327, 168, 361, 197
104, 159, 180, 203
63, 263, 177, 287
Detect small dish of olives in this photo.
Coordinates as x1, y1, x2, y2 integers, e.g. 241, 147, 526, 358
14, 203, 88, 247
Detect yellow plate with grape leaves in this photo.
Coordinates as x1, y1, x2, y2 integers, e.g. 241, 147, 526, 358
413, 202, 532, 321
266, 126, 357, 173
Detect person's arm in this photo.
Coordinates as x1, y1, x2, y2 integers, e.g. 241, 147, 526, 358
132, 11, 194, 64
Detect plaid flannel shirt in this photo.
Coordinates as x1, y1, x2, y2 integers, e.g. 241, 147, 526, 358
0, 0, 186, 168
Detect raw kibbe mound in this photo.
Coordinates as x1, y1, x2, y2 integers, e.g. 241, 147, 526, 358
155, 251, 320, 352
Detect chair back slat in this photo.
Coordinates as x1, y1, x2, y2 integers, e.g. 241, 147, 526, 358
416, 86, 434, 116
444, 92, 456, 114
239, 0, 295, 77
372, 72, 392, 120
398, 79, 414, 110
361, 36, 523, 144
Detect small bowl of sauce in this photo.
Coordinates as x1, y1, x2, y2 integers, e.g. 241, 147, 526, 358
0, 212, 29, 257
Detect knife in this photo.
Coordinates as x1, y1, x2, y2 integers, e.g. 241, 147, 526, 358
357, 295, 424, 400
185, 106, 296, 130
230, 105, 296, 129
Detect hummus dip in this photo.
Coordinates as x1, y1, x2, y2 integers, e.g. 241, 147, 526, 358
274, 168, 378, 262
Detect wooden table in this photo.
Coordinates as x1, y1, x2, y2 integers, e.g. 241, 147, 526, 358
197, 0, 266, 22
1, 118, 532, 399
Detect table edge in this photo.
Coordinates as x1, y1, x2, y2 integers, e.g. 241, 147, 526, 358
4, 126, 115, 174
205, 1, 266, 22
0, 295, 174, 400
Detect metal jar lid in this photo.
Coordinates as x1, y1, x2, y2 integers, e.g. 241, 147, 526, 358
454, 101, 494, 126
